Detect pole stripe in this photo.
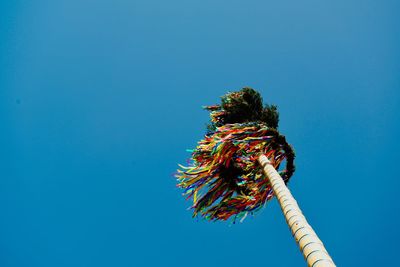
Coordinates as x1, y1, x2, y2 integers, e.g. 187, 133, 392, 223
312, 259, 335, 267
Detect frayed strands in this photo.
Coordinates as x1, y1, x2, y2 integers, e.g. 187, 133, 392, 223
176, 123, 295, 221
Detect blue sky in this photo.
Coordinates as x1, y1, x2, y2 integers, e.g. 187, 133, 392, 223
1, 1, 399, 266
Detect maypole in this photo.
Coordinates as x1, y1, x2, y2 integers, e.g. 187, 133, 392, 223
176, 88, 335, 266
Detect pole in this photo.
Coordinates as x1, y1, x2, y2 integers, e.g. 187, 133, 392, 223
258, 154, 336, 267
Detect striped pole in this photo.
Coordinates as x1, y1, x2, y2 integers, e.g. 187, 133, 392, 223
258, 154, 336, 267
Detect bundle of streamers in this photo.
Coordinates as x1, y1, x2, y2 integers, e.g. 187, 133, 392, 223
176, 122, 295, 222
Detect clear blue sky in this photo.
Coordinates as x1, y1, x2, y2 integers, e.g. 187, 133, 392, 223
1, 1, 399, 266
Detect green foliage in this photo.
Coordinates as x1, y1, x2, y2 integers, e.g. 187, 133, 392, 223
206, 87, 280, 131
261, 104, 279, 129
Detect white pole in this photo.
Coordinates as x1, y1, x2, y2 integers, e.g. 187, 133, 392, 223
258, 154, 336, 267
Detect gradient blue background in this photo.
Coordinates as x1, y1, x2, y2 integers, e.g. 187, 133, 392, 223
1, 1, 399, 266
